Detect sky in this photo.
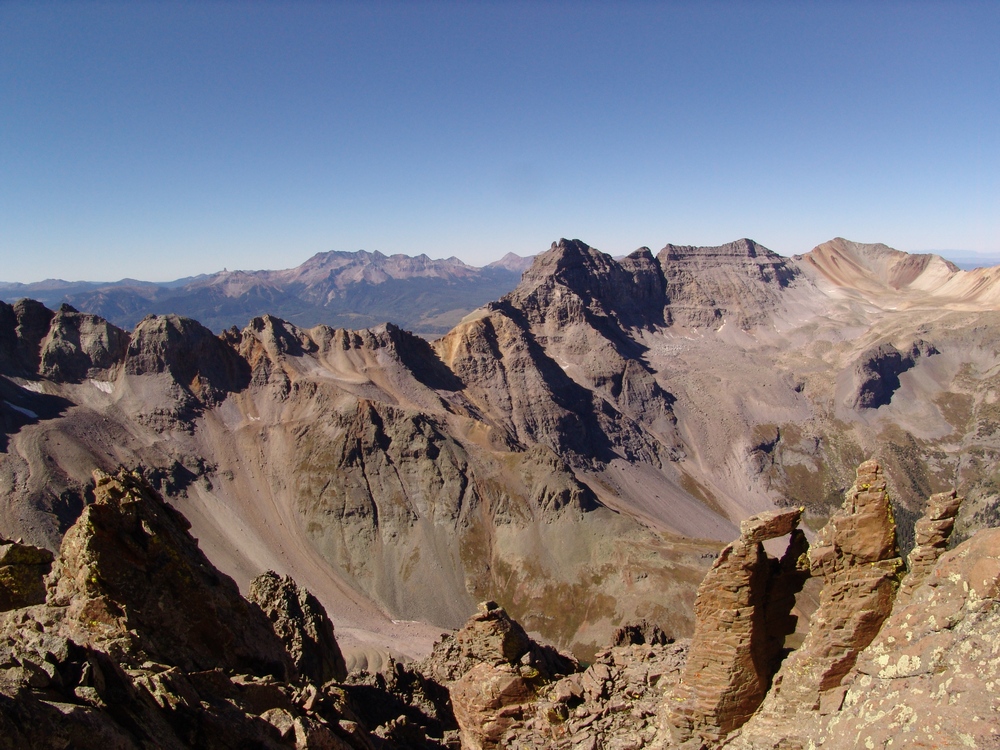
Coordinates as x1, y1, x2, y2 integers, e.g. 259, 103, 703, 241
2, 0, 999, 283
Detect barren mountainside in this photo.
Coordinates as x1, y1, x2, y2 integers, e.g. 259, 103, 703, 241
2, 236, 1000, 671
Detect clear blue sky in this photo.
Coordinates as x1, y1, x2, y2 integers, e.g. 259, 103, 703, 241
2, 1, 998, 282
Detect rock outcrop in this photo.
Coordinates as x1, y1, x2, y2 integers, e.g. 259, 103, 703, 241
0, 298, 54, 376
731, 460, 904, 748
898, 489, 963, 602
417, 601, 578, 749
815, 527, 1000, 749
48, 469, 294, 679
0, 466, 457, 749
38, 304, 129, 382
249, 570, 349, 684
0, 537, 53, 611
667, 509, 808, 744
124, 313, 250, 407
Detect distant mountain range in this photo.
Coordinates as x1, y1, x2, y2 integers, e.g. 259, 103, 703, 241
0, 250, 536, 337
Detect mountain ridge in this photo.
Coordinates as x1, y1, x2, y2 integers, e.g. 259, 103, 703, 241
2, 235, 1000, 664
0, 249, 537, 337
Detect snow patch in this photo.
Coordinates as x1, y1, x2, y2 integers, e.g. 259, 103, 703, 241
90, 379, 114, 394
4, 401, 38, 419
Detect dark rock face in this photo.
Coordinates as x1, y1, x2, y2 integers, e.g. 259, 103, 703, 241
48, 469, 294, 679
0, 538, 53, 611
249, 571, 348, 684
0, 298, 55, 376
513, 239, 668, 332
611, 619, 671, 647
848, 340, 936, 410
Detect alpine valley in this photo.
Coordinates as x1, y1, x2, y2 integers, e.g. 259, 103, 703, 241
2, 236, 1000, 747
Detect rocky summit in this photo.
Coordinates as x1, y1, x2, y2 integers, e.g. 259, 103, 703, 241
1, 235, 1000, 746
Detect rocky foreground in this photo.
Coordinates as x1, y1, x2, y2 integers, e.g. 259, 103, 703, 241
1, 459, 997, 749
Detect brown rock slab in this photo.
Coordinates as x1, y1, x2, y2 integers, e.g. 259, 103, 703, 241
666, 510, 808, 744
731, 459, 904, 748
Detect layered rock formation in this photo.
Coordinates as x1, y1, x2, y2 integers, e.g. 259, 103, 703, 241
898, 489, 963, 602
667, 509, 808, 744
730, 461, 904, 747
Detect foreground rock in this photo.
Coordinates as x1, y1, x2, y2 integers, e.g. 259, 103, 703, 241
418, 601, 578, 749
666, 509, 808, 745
816, 526, 1000, 749
0, 537, 53, 611
729, 460, 905, 747
48, 469, 294, 679
0, 468, 450, 749
897, 489, 963, 602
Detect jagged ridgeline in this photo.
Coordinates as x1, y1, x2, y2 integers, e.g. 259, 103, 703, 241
2, 236, 1000, 667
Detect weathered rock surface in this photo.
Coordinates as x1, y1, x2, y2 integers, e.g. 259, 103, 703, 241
416, 601, 578, 749
730, 460, 904, 748
471, 639, 689, 749
38, 304, 129, 382
898, 489, 963, 602
48, 468, 294, 679
667, 509, 808, 744
124, 313, 250, 407
250, 570, 349, 684
0, 466, 459, 749
815, 527, 1000, 749
0, 537, 53, 611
